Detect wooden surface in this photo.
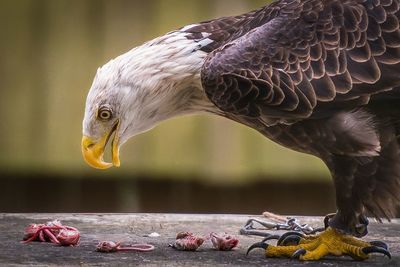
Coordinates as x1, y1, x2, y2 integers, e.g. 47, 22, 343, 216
0, 214, 399, 266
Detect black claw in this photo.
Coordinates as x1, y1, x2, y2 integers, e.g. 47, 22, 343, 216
370, 241, 389, 251
279, 235, 302, 246
246, 242, 269, 256
292, 248, 307, 259
277, 232, 304, 246
323, 213, 336, 229
362, 246, 392, 259
262, 235, 280, 243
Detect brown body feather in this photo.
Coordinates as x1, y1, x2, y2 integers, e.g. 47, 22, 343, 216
183, 0, 400, 236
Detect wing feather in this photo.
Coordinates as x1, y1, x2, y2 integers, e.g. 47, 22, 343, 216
201, 0, 400, 125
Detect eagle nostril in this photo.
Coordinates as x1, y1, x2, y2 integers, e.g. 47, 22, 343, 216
86, 143, 95, 150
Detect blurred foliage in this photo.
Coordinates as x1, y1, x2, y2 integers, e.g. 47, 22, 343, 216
0, 0, 329, 182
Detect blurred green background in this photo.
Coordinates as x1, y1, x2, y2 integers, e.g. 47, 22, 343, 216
0, 0, 334, 214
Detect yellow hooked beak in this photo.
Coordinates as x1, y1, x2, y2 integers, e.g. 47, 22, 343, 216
81, 121, 120, 170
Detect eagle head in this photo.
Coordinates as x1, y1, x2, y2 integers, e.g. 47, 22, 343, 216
81, 60, 130, 170
81, 32, 215, 169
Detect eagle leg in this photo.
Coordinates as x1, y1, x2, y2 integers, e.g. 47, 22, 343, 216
247, 227, 391, 261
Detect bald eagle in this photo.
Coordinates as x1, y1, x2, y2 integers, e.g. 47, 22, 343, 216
82, 0, 399, 261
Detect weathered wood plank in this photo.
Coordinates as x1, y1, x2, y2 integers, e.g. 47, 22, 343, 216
0, 214, 398, 266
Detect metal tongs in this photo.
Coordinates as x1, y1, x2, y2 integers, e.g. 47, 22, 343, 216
240, 217, 324, 237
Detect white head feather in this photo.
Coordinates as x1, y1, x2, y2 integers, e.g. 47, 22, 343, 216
83, 31, 218, 146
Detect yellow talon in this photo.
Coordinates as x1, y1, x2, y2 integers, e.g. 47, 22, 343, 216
248, 227, 391, 261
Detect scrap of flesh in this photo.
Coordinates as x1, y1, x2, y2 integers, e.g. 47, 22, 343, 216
170, 232, 205, 251
96, 241, 155, 253
23, 220, 80, 246
210, 232, 239, 251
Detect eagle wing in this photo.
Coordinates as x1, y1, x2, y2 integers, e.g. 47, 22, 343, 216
200, 0, 400, 125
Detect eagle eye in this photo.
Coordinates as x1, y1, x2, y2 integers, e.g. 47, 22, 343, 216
97, 106, 113, 121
